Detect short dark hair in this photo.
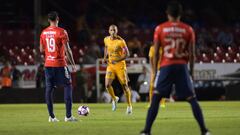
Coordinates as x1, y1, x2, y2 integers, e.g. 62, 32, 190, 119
166, 1, 183, 18
48, 11, 58, 21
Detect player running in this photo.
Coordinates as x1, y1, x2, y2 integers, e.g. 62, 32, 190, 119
148, 45, 166, 108
40, 11, 77, 122
103, 24, 132, 114
141, 2, 210, 135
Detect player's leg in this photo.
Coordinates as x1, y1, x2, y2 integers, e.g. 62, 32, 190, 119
116, 68, 132, 114
45, 67, 59, 121
187, 96, 209, 134
141, 67, 173, 134
148, 75, 154, 104
141, 91, 162, 134
64, 83, 77, 121
105, 66, 118, 100
121, 83, 132, 114
160, 98, 166, 108
57, 67, 76, 121
175, 64, 209, 134
105, 66, 119, 111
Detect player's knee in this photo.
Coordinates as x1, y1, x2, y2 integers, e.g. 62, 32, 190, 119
186, 96, 196, 102
105, 83, 111, 88
121, 84, 128, 90
46, 85, 54, 92
64, 96, 71, 101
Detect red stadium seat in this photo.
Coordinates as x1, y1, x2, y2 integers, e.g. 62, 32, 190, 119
213, 53, 222, 63
224, 53, 234, 63
201, 53, 211, 63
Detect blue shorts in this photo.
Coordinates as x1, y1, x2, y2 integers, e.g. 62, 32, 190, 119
45, 67, 71, 87
154, 64, 195, 99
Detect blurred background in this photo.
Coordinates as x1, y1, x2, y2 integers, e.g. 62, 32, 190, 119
0, 0, 240, 103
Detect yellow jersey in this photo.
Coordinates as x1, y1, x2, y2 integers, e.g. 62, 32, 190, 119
148, 45, 162, 69
104, 36, 127, 65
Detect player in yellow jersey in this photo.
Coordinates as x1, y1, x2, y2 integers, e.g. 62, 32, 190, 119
103, 24, 132, 114
148, 45, 166, 108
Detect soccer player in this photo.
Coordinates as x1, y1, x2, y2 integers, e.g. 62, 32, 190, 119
103, 24, 132, 114
40, 11, 77, 122
140, 2, 210, 135
148, 45, 166, 108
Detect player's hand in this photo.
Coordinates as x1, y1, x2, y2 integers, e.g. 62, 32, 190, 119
111, 60, 117, 64
72, 65, 77, 72
102, 59, 107, 65
189, 70, 194, 80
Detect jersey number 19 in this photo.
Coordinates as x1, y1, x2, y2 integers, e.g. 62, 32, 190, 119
46, 38, 56, 52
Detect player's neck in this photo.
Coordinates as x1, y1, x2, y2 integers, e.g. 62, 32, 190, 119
50, 22, 58, 27
110, 35, 118, 40
168, 16, 181, 22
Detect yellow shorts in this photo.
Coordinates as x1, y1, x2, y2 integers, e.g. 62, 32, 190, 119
105, 63, 129, 85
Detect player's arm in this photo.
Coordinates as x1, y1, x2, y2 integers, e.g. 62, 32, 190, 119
62, 30, 76, 71
153, 26, 161, 77
103, 46, 108, 61
39, 34, 44, 53
103, 38, 108, 64
65, 43, 76, 72
189, 27, 196, 79
148, 46, 154, 73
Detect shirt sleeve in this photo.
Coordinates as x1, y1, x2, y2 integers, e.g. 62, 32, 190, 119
153, 25, 161, 43
104, 37, 107, 47
61, 30, 69, 45
121, 39, 127, 48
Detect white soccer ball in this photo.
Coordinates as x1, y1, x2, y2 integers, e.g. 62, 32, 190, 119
77, 105, 90, 116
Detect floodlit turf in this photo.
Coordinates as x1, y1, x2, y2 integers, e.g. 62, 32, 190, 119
0, 102, 240, 135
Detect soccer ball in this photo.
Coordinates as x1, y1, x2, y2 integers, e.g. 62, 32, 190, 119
77, 105, 90, 116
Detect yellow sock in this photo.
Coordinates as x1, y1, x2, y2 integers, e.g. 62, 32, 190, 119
160, 98, 166, 104
125, 88, 132, 107
160, 98, 166, 108
106, 86, 116, 100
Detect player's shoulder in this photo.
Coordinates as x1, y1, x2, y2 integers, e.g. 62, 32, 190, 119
179, 22, 194, 32
55, 27, 67, 33
116, 36, 125, 41
41, 26, 66, 33
154, 24, 163, 32
104, 36, 110, 41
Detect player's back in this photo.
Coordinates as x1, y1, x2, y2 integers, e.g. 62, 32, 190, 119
40, 26, 69, 67
154, 21, 195, 67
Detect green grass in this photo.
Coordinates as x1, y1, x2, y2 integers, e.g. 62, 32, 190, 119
0, 102, 240, 135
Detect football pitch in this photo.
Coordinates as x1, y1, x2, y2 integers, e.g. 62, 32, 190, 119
0, 102, 239, 135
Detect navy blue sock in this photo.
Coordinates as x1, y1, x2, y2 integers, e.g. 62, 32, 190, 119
144, 94, 162, 133
188, 98, 208, 133
64, 84, 73, 118
45, 86, 55, 118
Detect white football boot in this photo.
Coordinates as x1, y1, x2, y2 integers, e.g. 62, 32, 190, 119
64, 116, 78, 122
48, 116, 60, 122
126, 106, 133, 115
112, 96, 119, 111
